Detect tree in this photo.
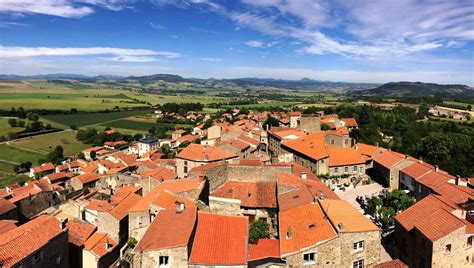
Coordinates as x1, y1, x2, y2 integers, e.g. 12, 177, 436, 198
320, 124, 330, 131
249, 219, 270, 244
90, 150, 97, 160
366, 196, 383, 216
417, 103, 430, 119
7, 118, 17, 127
202, 119, 213, 130
262, 116, 279, 131
375, 207, 395, 233
77, 152, 85, 160
46, 146, 64, 164
133, 133, 143, 141
17, 120, 25, 128
70, 124, 77, 130
386, 189, 414, 213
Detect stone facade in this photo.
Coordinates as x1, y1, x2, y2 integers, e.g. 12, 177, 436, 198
324, 133, 353, 148
329, 163, 365, 176
299, 115, 321, 133
15, 191, 54, 219
371, 158, 413, 190
133, 246, 189, 268
96, 212, 128, 245
176, 157, 238, 178
284, 230, 380, 268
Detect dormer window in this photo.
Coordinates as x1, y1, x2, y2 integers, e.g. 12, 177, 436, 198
286, 227, 292, 239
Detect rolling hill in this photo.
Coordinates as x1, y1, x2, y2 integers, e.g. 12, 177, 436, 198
355, 82, 474, 98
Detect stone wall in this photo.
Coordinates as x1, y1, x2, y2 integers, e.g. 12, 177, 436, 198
329, 164, 365, 176
97, 212, 121, 244
324, 134, 352, 148
133, 246, 189, 268
16, 191, 54, 219
129, 210, 151, 241
208, 196, 241, 215
430, 226, 472, 268
299, 115, 321, 133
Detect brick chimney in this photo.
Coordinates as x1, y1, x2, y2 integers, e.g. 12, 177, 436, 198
301, 172, 307, 180
60, 218, 68, 231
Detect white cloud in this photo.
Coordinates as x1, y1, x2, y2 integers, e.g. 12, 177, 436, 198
0, 46, 182, 58
199, 57, 222, 62
100, 56, 161, 62
244, 40, 265, 48
0, 0, 94, 18
150, 22, 165, 30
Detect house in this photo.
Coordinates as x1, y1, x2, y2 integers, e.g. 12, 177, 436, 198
66, 219, 97, 268
399, 161, 434, 194
82, 146, 104, 161
0, 215, 69, 267
216, 139, 253, 159
394, 194, 474, 267
176, 143, 238, 178
172, 129, 187, 140
288, 111, 301, 128
139, 167, 178, 193
371, 151, 415, 190
29, 162, 55, 178
132, 194, 197, 268
267, 128, 306, 156
103, 140, 127, 149
248, 238, 284, 267
42, 171, 74, 185
5, 180, 55, 219
138, 136, 159, 156
69, 172, 101, 191
83, 232, 119, 268
189, 212, 248, 267
0, 197, 18, 220
326, 146, 366, 176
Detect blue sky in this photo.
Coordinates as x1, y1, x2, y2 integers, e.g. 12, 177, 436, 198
0, 0, 473, 84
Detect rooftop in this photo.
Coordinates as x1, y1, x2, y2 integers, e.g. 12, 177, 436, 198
211, 180, 277, 208
177, 143, 237, 161
67, 220, 96, 247
139, 136, 159, 144
319, 199, 379, 233
248, 238, 280, 261
83, 232, 117, 258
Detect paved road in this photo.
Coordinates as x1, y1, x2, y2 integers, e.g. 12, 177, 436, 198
336, 183, 384, 210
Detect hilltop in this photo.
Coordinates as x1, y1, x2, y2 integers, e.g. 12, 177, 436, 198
354, 81, 474, 98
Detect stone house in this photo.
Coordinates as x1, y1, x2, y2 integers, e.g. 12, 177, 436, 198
399, 161, 435, 194
83, 232, 119, 268
0, 215, 69, 267
394, 194, 474, 267
29, 162, 55, 178
267, 128, 306, 156
175, 143, 238, 178
299, 115, 321, 133
66, 219, 97, 268
326, 146, 366, 177
216, 139, 253, 159
371, 150, 415, 190
288, 111, 301, 128
7, 181, 55, 220
0, 197, 18, 220
69, 172, 101, 191
132, 196, 197, 268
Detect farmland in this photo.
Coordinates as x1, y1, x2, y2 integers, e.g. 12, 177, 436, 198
100, 118, 193, 132
43, 109, 153, 127
0, 117, 25, 137
11, 131, 89, 156
0, 144, 46, 164
0, 162, 30, 188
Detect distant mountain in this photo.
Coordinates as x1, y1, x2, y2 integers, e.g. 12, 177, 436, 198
123, 74, 186, 84
0, 73, 96, 81
355, 82, 474, 98
220, 77, 376, 90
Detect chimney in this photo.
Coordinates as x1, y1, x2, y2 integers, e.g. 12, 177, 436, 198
337, 223, 344, 232
179, 203, 185, 211
419, 158, 423, 164
404, 154, 409, 159
375, 142, 379, 147
435, 165, 439, 172
455, 175, 460, 186
301, 172, 307, 180
105, 241, 111, 251
60, 218, 68, 230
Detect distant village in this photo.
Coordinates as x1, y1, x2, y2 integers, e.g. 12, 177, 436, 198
0, 107, 472, 268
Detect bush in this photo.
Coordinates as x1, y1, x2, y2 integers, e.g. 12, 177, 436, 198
249, 219, 270, 244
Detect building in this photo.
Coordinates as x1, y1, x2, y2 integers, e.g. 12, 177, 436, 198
66, 219, 97, 268
175, 143, 238, 178
29, 162, 55, 178
69, 172, 101, 191
267, 128, 307, 156
138, 136, 159, 156
132, 195, 197, 268
83, 232, 119, 268
394, 194, 474, 267
189, 212, 248, 267
248, 238, 284, 267
0, 215, 69, 267
371, 151, 415, 189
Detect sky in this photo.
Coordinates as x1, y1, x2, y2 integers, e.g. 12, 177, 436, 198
0, 0, 473, 84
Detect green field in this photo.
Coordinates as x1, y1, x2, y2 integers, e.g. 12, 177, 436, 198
100, 119, 193, 132
0, 117, 25, 137
43, 109, 153, 127
0, 144, 46, 164
226, 101, 300, 109
441, 101, 472, 111
11, 131, 89, 156
0, 162, 30, 188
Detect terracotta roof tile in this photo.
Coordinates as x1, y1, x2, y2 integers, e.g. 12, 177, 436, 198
372, 259, 408, 268
355, 143, 383, 158
279, 203, 337, 255
109, 193, 141, 220
341, 118, 358, 127
190, 212, 248, 265
130, 182, 199, 212
282, 132, 328, 161
326, 146, 365, 167
211, 181, 277, 208
177, 144, 237, 161
134, 202, 196, 252
0, 197, 16, 215
319, 199, 379, 233
248, 238, 280, 261
84, 200, 114, 212
83, 232, 117, 258
0, 215, 63, 267
373, 151, 408, 169
400, 162, 433, 179
236, 135, 260, 147
416, 171, 453, 190
67, 220, 96, 247
216, 139, 250, 151
414, 208, 465, 241
76, 172, 101, 184
0, 220, 17, 235
31, 162, 55, 173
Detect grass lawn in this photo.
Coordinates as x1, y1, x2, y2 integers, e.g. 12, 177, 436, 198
0, 144, 46, 164
0, 162, 30, 188
43, 109, 153, 127
0, 117, 25, 137
11, 131, 89, 156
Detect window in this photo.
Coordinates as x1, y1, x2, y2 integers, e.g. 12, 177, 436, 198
159, 256, 169, 267
55, 256, 61, 265
331, 139, 335, 145
183, 166, 188, 173
353, 259, 364, 268
32, 251, 42, 264
353, 241, 364, 251
445, 244, 452, 253
334, 167, 338, 173
353, 166, 358, 173
344, 167, 349, 173
468, 236, 473, 247
303, 252, 316, 265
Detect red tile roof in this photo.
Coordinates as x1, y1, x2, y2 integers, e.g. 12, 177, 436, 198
76, 172, 101, 184
84, 200, 114, 212
177, 144, 237, 161
190, 162, 221, 172
373, 151, 408, 169
109, 193, 141, 220
83, 232, 117, 258
67, 220, 96, 247
134, 202, 197, 252
432, 183, 474, 206
319, 199, 379, 233
326, 146, 365, 167
400, 162, 433, 179
270, 129, 306, 140
0, 197, 16, 215
248, 238, 280, 261
142, 167, 177, 182
43, 172, 74, 183
416, 171, 453, 190
279, 202, 337, 255
0, 215, 63, 267
372, 259, 408, 268
130, 184, 198, 212
211, 181, 277, 208
190, 212, 248, 265
282, 132, 328, 161
217, 139, 250, 151
0, 220, 17, 235
151, 191, 196, 210
414, 208, 465, 241
290, 164, 340, 200
237, 134, 260, 147
355, 143, 383, 158
31, 162, 55, 173
341, 118, 358, 127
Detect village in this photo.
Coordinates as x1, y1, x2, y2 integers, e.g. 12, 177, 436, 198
0, 107, 472, 268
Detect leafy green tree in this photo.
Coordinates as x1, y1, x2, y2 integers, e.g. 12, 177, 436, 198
17, 120, 25, 128
7, 118, 17, 127
262, 116, 279, 130
375, 207, 395, 233
366, 196, 383, 215
90, 150, 97, 160
386, 189, 415, 213
249, 219, 270, 244
202, 119, 213, 130
46, 146, 64, 164
320, 124, 330, 131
